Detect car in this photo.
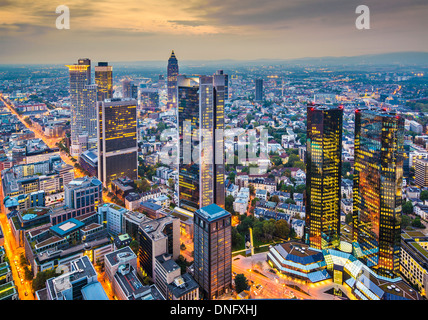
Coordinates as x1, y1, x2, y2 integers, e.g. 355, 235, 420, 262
24, 292, 28, 296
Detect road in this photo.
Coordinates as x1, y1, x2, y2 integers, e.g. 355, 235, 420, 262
0, 177, 34, 300
0, 94, 62, 149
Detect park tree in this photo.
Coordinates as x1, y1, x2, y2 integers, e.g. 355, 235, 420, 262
421, 190, 428, 202
234, 274, 249, 294
402, 201, 414, 215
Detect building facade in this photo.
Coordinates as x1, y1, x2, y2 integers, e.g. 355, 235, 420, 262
305, 105, 343, 249
177, 75, 225, 212
193, 203, 232, 300
167, 50, 179, 110
353, 108, 404, 277
94, 62, 113, 102
97, 99, 138, 187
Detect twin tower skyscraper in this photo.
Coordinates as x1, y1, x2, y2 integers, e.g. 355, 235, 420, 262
66, 59, 137, 187
305, 104, 404, 277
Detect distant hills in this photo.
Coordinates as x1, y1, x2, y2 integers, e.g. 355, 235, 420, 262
112, 51, 428, 68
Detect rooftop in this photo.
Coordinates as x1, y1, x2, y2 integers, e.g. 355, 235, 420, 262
196, 203, 231, 222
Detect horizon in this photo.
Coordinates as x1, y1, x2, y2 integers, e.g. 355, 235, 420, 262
1, 51, 427, 67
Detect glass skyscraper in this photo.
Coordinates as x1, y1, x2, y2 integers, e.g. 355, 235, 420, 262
305, 105, 343, 250
97, 98, 138, 187
66, 58, 98, 157
353, 108, 404, 277
167, 50, 179, 110
255, 78, 263, 101
177, 75, 225, 212
193, 203, 232, 300
94, 62, 113, 102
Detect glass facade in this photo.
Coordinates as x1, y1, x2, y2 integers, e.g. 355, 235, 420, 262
177, 75, 225, 212
94, 62, 113, 102
305, 105, 343, 250
353, 108, 404, 277
66, 59, 97, 154
193, 204, 232, 299
167, 50, 179, 110
97, 99, 138, 187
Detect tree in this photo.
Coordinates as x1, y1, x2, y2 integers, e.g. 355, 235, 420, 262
412, 216, 425, 229
234, 274, 249, 294
421, 190, 428, 202
402, 201, 414, 215
262, 219, 276, 241
270, 195, 280, 204
32, 269, 61, 291
274, 219, 290, 239
401, 214, 411, 229
225, 195, 235, 214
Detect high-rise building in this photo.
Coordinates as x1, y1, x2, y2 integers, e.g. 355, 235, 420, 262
305, 105, 343, 250
97, 99, 138, 187
415, 158, 428, 188
95, 62, 113, 101
177, 75, 225, 212
66, 58, 98, 157
167, 50, 179, 110
216, 70, 229, 101
122, 79, 131, 98
353, 108, 404, 277
138, 216, 180, 279
193, 203, 232, 300
255, 78, 263, 101
139, 88, 159, 114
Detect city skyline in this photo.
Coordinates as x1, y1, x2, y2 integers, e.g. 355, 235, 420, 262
0, 0, 427, 305
0, 0, 427, 64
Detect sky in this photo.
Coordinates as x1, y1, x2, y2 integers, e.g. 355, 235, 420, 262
0, 0, 427, 64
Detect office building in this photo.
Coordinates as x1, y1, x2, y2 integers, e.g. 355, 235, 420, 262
193, 203, 232, 300
97, 203, 127, 236
177, 75, 225, 212
255, 78, 263, 101
305, 105, 343, 250
167, 50, 179, 110
155, 253, 199, 300
138, 216, 180, 279
39, 255, 109, 300
400, 231, 428, 298
415, 158, 428, 187
97, 99, 138, 187
66, 58, 98, 157
216, 70, 229, 101
94, 62, 113, 101
139, 88, 159, 114
353, 108, 404, 277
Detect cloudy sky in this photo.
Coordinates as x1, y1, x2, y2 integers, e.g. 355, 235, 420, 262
0, 0, 427, 64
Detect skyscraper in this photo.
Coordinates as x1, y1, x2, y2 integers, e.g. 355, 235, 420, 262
66, 58, 98, 157
167, 50, 179, 110
97, 98, 138, 187
216, 70, 229, 101
193, 203, 232, 300
95, 62, 113, 101
255, 78, 263, 101
353, 108, 404, 277
305, 105, 343, 250
177, 75, 225, 212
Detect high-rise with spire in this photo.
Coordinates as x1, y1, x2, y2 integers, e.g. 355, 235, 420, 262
167, 50, 179, 110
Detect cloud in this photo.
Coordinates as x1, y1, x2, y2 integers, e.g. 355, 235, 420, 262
168, 20, 207, 27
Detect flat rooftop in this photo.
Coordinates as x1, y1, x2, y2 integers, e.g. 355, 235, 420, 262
196, 203, 231, 222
